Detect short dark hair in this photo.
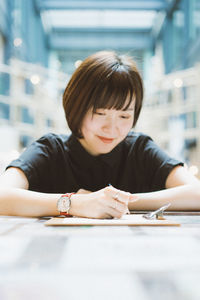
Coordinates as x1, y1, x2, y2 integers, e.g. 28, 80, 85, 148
63, 51, 143, 138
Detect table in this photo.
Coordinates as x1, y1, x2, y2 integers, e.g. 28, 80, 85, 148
0, 213, 200, 300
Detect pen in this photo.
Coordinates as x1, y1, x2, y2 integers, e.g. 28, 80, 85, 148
108, 184, 130, 215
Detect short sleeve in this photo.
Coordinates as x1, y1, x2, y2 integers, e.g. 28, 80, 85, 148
135, 135, 184, 191
6, 134, 57, 191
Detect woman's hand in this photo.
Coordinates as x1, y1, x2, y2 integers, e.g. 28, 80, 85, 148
70, 186, 138, 219
76, 188, 91, 194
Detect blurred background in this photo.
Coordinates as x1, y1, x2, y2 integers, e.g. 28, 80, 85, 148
0, 0, 199, 176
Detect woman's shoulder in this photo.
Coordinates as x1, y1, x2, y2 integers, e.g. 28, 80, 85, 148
32, 133, 72, 153
36, 132, 70, 144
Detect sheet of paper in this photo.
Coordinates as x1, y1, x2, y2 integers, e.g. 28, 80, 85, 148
45, 214, 180, 226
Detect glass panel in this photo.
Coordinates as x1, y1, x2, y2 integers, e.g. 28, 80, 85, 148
21, 107, 34, 124
0, 102, 10, 119
173, 7, 184, 70
194, 0, 200, 37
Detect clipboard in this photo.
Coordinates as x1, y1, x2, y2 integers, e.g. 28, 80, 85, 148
44, 214, 180, 226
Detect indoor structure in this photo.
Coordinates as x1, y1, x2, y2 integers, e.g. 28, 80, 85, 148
0, 0, 200, 171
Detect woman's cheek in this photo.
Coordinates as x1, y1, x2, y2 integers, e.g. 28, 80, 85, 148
88, 118, 102, 131
120, 118, 133, 130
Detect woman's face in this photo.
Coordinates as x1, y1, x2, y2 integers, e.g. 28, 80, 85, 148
79, 102, 135, 156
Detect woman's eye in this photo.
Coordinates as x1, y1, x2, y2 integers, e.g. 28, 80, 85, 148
95, 112, 105, 116
120, 115, 130, 119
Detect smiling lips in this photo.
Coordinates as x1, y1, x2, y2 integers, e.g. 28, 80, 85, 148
97, 136, 115, 144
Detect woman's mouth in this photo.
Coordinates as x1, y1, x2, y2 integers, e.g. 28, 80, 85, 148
97, 136, 114, 144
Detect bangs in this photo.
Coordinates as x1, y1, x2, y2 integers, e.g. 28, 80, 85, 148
91, 72, 135, 113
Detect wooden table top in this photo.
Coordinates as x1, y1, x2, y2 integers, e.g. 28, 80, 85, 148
0, 213, 200, 300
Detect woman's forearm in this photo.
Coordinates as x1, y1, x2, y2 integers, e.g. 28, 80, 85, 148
1, 183, 200, 218
0, 186, 133, 219
0, 187, 61, 217
129, 184, 200, 211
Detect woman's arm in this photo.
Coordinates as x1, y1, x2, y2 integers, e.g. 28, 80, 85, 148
129, 166, 200, 211
0, 168, 135, 218
0, 187, 61, 217
0, 168, 61, 217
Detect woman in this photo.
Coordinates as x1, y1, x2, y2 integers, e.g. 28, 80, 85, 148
0, 51, 199, 218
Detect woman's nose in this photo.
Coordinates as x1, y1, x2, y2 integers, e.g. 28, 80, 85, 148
102, 117, 117, 133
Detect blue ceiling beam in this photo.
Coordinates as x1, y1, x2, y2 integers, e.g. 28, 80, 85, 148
51, 27, 151, 34
48, 27, 152, 50
35, 0, 167, 11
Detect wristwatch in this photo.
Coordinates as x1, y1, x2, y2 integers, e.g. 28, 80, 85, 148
57, 193, 74, 217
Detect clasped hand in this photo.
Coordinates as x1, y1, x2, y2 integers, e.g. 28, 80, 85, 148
73, 186, 138, 219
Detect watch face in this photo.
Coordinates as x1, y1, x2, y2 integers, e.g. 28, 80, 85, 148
57, 195, 70, 212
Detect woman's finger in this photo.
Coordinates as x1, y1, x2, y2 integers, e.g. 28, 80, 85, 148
106, 207, 125, 219
108, 198, 127, 212
104, 186, 138, 203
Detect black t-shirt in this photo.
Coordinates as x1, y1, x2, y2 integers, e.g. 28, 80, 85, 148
6, 132, 183, 194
